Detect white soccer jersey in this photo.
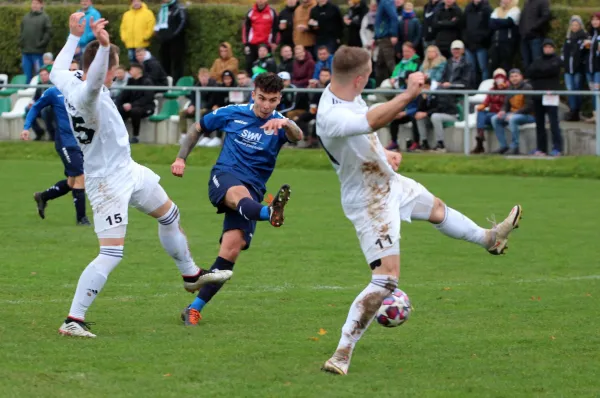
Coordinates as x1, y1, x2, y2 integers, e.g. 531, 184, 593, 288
316, 85, 396, 207
50, 34, 131, 178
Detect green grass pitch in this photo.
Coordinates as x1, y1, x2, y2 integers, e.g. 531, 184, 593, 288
1, 158, 599, 397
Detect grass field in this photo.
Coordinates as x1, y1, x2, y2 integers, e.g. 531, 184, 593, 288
1, 154, 599, 397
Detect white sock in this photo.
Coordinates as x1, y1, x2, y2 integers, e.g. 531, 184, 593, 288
334, 275, 398, 360
434, 205, 489, 248
68, 246, 123, 320
157, 203, 200, 278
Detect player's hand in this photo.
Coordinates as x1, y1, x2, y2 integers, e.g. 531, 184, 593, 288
90, 17, 110, 47
171, 158, 186, 177
386, 150, 402, 171
69, 12, 86, 37
405, 72, 425, 98
20, 130, 30, 141
261, 118, 289, 134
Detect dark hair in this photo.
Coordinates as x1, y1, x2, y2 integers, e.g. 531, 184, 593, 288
253, 72, 284, 94
116, 64, 127, 71
402, 42, 415, 50
320, 67, 331, 74
317, 45, 330, 52
82, 40, 120, 72
237, 70, 250, 77
129, 62, 143, 70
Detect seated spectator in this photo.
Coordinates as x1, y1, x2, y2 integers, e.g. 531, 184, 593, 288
252, 44, 278, 78
419, 45, 447, 83
110, 65, 130, 101
179, 68, 217, 137
312, 45, 334, 80
43, 52, 53, 66
295, 68, 331, 148
135, 47, 168, 86
562, 15, 587, 122
292, 45, 316, 88
396, 2, 422, 58
526, 39, 562, 156
25, 66, 53, 140
439, 40, 473, 89
198, 70, 238, 147
385, 42, 420, 89
277, 71, 298, 117
278, 45, 295, 75
584, 13, 600, 123
414, 79, 459, 152
210, 42, 239, 84
471, 68, 508, 154
116, 63, 156, 144
491, 68, 535, 155
236, 70, 254, 103
386, 80, 427, 151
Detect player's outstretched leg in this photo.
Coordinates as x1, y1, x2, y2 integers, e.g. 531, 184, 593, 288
33, 179, 72, 219
236, 184, 292, 227
154, 200, 233, 292
70, 175, 90, 226
323, 259, 398, 375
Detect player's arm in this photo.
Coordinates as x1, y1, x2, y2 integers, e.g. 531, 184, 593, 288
282, 119, 303, 142
21, 94, 51, 140
81, 18, 111, 104
50, 13, 85, 92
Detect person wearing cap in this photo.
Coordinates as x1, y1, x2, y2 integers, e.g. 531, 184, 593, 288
562, 15, 588, 122
277, 71, 299, 117
519, 0, 551, 70
462, 0, 492, 84
489, 0, 520, 74
440, 40, 473, 89
433, 0, 463, 59
471, 68, 507, 154
584, 13, 600, 123
526, 38, 563, 156
116, 63, 156, 144
491, 68, 535, 155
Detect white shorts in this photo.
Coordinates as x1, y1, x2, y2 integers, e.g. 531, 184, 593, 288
86, 162, 169, 238
343, 175, 435, 265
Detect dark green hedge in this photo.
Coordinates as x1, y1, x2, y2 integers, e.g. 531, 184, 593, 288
0, 4, 597, 77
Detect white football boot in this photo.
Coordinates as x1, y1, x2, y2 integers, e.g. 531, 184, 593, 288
322, 351, 350, 375
183, 269, 233, 293
488, 205, 522, 255
58, 319, 96, 338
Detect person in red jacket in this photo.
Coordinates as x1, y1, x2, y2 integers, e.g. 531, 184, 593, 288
471, 68, 508, 153
243, 0, 279, 73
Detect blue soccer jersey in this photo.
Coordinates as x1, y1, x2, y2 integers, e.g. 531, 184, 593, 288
200, 104, 289, 195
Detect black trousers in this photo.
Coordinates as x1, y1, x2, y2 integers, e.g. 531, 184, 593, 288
489, 43, 515, 76
160, 38, 185, 83
390, 116, 419, 144
533, 97, 562, 153
119, 105, 154, 137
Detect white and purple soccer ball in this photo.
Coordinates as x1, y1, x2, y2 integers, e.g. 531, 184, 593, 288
376, 288, 412, 327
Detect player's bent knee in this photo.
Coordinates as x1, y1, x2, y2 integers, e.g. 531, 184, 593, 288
370, 255, 400, 279
72, 175, 85, 189
98, 237, 125, 247
224, 186, 252, 210
428, 197, 447, 224
148, 198, 174, 219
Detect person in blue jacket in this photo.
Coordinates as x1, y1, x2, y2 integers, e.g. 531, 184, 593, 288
21, 86, 90, 226
76, 0, 102, 53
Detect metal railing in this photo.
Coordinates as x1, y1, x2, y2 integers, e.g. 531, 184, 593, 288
2, 83, 599, 156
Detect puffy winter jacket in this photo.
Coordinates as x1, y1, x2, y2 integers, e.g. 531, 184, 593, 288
489, 4, 520, 45
243, 3, 278, 46
527, 52, 562, 91
519, 0, 551, 40
433, 4, 463, 53
462, 0, 492, 50
562, 30, 587, 75
120, 2, 156, 49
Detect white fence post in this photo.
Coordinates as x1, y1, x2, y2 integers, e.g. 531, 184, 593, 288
463, 93, 470, 156
596, 92, 600, 156
195, 91, 201, 122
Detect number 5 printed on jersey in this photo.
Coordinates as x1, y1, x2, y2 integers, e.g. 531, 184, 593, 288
71, 116, 96, 144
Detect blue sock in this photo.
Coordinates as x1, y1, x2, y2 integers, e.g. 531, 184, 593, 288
190, 257, 235, 312
237, 197, 269, 221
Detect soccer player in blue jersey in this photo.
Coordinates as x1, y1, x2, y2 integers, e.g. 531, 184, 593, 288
171, 72, 304, 326
21, 83, 91, 226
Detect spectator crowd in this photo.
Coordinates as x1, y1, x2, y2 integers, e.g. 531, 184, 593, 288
16, 0, 600, 156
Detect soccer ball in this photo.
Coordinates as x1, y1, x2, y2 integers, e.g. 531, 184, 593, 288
376, 289, 412, 327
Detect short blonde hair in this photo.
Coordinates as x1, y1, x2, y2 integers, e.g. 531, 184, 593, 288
198, 67, 209, 75
332, 45, 371, 82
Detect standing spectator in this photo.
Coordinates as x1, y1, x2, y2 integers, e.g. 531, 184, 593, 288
279, 0, 298, 48
20, 0, 52, 85
135, 48, 168, 86
584, 13, 600, 123
154, 0, 187, 83
471, 68, 508, 154
419, 45, 447, 82
110, 65, 130, 101
277, 45, 295, 75
243, 0, 278, 74
527, 39, 562, 156
309, 0, 344, 55
396, 2, 422, 58
463, 0, 492, 83
489, 0, 521, 73
297, 68, 331, 147
43, 52, 53, 67
252, 44, 278, 78
440, 40, 473, 89
415, 83, 459, 152
374, 0, 399, 86
292, 45, 315, 87
562, 15, 587, 122
209, 42, 239, 84
24, 67, 53, 140
360, 1, 379, 66
345, 0, 368, 48
117, 64, 156, 144
120, 0, 156, 63
492, 68, 535, 155
76, 0, 101, 54
179, 68, 216, 137
387, 42, 420, 88
294, 0, 317, 56
519, 0, 551, 70
433, 0, 463, 59
312, 46, 333, 80
422, 0, 443, 50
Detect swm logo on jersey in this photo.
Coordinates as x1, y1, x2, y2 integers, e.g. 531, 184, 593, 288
240, 129, 262, 142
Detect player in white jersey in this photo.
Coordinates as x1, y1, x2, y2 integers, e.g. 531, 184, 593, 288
50, 13, 232, 338
316, 46, 523, 375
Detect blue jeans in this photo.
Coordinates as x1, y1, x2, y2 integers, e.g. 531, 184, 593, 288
492, 113, 536, 149
127, 48, 137, 63
520, 38, 544, 70
564, 73, 583, 112
465, 48, 489, 81
22, 53, 43, 84
476, 110, 495, 129
587, 72, 600, 109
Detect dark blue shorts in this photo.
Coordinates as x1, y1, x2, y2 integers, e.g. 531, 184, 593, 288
208, 171, 263, 250
57, 146, 84, 177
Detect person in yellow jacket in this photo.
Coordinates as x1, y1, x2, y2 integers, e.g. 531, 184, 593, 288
120, 0, 156, 62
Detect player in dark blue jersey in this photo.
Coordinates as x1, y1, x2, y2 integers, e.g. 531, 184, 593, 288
171, 72, 304, 325
21, 85, 90, 225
